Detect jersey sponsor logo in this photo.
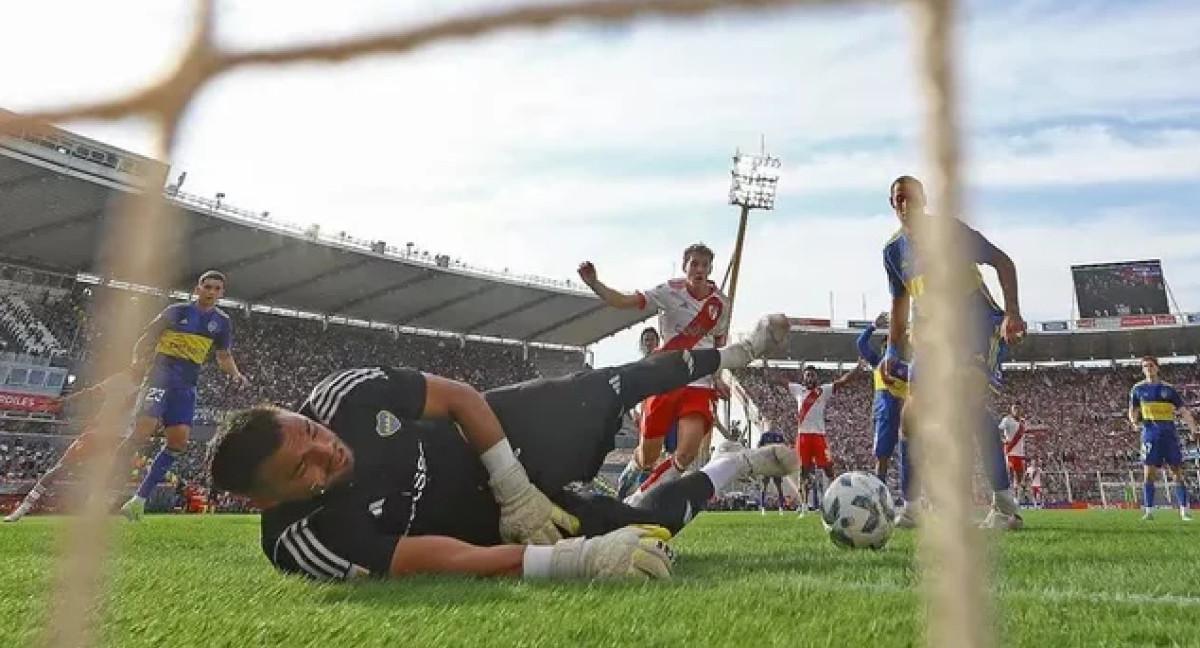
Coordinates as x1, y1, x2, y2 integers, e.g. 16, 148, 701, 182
376, 410, 403, 437
155, 330, 215, 364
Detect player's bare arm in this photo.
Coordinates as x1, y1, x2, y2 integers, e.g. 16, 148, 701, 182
215, 350, 249, 386
1179, 407, 1198, 440
1128, 403, 1141, 430
421, 373, 582, 544
972, 231, 1025, 344
577, 261, 645, 310
832, 364, 864, 392
388, 526, 674, 580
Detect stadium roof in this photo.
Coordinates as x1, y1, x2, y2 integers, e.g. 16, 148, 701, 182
0, 118, 650, 349
781, 318, 1200, 366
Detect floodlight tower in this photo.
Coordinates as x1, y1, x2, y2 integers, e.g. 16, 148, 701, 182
723, 145, 781, 329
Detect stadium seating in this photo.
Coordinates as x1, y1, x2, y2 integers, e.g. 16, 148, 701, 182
2, 275, 1197, 508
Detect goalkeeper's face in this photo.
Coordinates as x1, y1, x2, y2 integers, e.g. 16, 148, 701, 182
256, 412, 356, 503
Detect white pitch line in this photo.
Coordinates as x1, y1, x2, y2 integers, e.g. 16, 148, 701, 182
778, 573, 1200, 608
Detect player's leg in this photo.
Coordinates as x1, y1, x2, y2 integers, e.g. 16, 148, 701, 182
4, 436, 89, 522
894, 397, 920, 527
122, 388, 195, 521
815, 437, 835, 512
558, 443, 797, 537
627, 406, 709, 506
1162, 433, 1190, 520
872, 395, 899, 484
1141, 433, 1162, 520
770, 476, 784, 513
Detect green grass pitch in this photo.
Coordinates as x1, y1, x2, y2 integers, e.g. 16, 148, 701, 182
1, 510, 1197, 648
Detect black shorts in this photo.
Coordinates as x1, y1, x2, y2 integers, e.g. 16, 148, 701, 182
483, 366, 626, 494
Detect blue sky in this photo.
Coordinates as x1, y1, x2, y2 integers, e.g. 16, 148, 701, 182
2, 0, 1199, 368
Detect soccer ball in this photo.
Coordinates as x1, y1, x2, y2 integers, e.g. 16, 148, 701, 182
820, 471, 896, 550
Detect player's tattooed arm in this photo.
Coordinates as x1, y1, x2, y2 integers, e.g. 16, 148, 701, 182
418, 374, 508, 453
576, 261, 645, 309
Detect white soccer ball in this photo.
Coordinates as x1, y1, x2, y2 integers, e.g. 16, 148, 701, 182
820, 471, 896, 550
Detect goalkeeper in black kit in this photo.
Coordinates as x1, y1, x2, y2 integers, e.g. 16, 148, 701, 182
208, 315, 794, 582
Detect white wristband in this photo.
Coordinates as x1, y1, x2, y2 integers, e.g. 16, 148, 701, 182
521, 545, 556, 578
480, 438, 519, 477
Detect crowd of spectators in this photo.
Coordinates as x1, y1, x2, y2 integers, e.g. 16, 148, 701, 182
733, 362, 1200, 477
4, 277, 1200, 508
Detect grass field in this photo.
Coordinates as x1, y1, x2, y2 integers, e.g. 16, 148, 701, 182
1, 510, 1198, 648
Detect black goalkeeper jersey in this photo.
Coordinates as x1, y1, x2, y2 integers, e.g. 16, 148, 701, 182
260, 366, 501, 581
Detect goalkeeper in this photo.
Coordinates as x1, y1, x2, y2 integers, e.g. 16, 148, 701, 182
209, 315, 793, 583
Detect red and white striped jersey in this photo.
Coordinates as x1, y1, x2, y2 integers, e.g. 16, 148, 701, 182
1025, 465, 1043, 488
787, 382, 835, 435
999, 415, 1026, 457
638, 279, 729, 389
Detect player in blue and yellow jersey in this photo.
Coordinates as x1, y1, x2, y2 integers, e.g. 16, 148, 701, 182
880, 176, 1027, 530
119, 270, 250, 521
1128, 356, 1195, 521
855, 312, 910, 498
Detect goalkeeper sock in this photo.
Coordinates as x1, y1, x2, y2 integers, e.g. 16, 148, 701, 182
1144, 482, 1156, 510
135, 446, 180, 500
634, 472, 715, 533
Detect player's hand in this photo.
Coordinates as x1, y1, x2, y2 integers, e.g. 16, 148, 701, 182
576, 261, 598, 287
545, 525, 675, 581
874, 311, 889, 328
1001, 312, 1026, 345
489, 460, 580, 544
880, 357, 897, 385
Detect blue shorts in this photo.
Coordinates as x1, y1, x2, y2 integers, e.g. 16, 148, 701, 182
139, 385, 197, 428
664, 423, 678, 454
1142, 429, 1183, 467
872, 393, 902, 458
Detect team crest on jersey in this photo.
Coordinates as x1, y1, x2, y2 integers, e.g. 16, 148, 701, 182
376, 410, 403, 437
207, 320, 219, 333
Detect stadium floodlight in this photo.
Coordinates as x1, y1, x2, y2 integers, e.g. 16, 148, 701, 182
728, 151, 781, 210
721, 146, 782, 328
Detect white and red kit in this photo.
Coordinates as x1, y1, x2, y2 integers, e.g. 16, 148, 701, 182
999, 415, 1027, 474
1026, 465, 1043, 497
636, 279, 729, 439
786, 381, 837, 469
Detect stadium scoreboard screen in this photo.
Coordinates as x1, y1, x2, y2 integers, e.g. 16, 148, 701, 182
1071, 259, 1170, 318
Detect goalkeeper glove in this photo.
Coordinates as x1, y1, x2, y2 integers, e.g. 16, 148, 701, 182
487, 450, 580, 544
523, 525, 676, 581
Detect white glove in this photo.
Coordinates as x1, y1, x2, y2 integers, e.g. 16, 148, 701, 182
488, 458, 580, 545
524, 525, 676, 581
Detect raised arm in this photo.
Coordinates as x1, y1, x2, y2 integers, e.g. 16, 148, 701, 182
577, 261, 647, 310
855, 324, 881, 367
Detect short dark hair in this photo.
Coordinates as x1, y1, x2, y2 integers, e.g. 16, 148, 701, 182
198, 270, 226, 286
1141, 355, 1159, 367
640, 327, 660, 339
208, 407, 284, 495
890, 175, 924, 193
682, 243, 715, 265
